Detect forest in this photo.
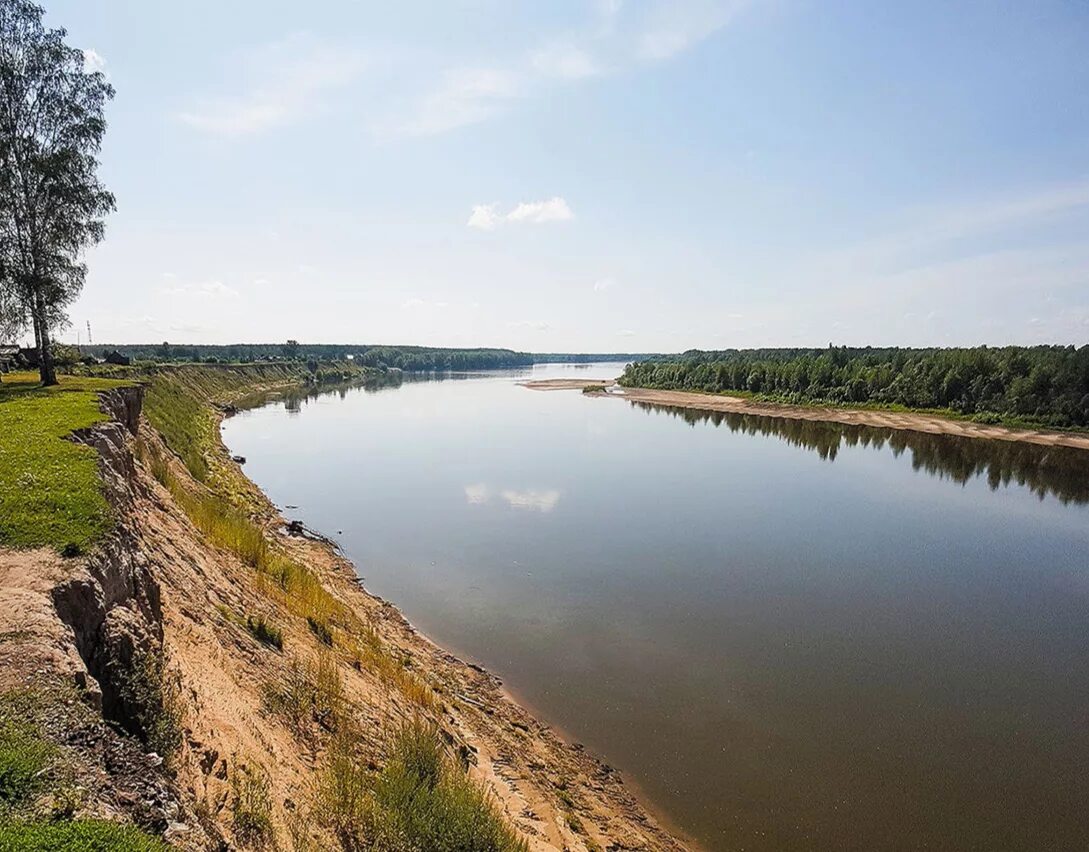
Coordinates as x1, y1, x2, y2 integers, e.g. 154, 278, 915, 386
620, 346, 1089, 429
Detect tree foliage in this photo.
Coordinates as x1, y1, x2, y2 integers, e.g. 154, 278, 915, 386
0, 0, 114, 384
621, 346, 1089, 429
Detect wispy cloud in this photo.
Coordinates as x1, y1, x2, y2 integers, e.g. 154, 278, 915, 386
388, 0, 746, 138
161, 279, 239, 299
394, 67, 523, 137
507, 319, 551, 331
593, 277, 616, 292
467, 197, 574, 230
177, 33, 364, 137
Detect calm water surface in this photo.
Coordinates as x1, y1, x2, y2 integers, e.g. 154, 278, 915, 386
222, 364, 1089, 851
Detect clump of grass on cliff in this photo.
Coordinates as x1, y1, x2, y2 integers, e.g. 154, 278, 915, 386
0, 371, 131, 551
315, 718, 527, 852
231, 762, 275, 849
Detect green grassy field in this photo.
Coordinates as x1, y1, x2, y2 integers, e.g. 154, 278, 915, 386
0, 372, 132, 552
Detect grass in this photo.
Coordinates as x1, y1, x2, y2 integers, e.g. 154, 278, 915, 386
0, 820, 168, 851
307, 615, 334, 646
246, 614, 284, 650
0, 371, 131, 551
230, 763, 275, 849
315, 718, 528, 852
0, 717, 56, 808
263, 651, 344, 739
114, 644, 184, 763
0, 691, 85, 822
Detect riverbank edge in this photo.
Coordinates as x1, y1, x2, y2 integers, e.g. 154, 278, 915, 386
523, 379, 1089, 450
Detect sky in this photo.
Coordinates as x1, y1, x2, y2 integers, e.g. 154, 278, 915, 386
43, 0, 1089, 352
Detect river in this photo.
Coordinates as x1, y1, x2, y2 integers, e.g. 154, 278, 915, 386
221, 363, 1089, 851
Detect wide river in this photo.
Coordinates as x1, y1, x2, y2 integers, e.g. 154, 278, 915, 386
222, 363, 1089, 851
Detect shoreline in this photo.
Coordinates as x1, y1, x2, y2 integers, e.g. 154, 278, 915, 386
523, 379, 1089, 450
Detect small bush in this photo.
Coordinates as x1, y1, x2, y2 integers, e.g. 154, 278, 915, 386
231, 763, 275, 849
0, 819, 168, 851
246, 615, 284, 650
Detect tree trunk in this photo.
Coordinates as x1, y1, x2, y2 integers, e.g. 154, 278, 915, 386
31, 286, 56, 386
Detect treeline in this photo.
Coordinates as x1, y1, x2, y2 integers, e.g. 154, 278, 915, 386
621, 346, 1089, 429
86, 343, 533, 371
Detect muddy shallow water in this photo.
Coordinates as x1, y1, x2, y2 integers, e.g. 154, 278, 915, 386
223, 363, 1089, 851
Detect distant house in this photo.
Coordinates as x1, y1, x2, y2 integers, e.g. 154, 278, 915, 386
0, 346, 18, 373
104, 350, 131, 366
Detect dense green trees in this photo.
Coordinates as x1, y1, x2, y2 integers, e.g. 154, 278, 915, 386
621, 346, 1089, 429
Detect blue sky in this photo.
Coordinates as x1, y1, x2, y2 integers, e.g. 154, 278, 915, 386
48, 0, 1089, 351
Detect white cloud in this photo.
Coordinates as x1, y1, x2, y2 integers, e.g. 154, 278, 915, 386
467, 204, 501, 231
161, 279, 239, 299
507, 320, 551, 331
507, 197, 574, 224
467, 197, 573, 230
402, 298, 449, 310
593, 277, 616, 292
177, 33, 364, 137
501, 489, 561, 512
83, 49, 107, 75
464, 483, 490, 504
616, 328, 637, 337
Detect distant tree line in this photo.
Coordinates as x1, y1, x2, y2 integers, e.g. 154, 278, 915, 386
85, 342, 535, 371
621, 346, 1089, 429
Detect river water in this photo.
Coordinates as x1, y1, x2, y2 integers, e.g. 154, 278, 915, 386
221, 363, 1089, 851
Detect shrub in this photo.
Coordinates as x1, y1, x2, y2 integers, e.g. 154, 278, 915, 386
0, 820, 168, 851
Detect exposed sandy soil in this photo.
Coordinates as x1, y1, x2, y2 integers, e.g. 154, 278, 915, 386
523, 380, 1089, 450
0, 387, 688, 851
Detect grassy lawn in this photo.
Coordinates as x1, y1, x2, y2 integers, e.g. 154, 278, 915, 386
0, 371, 132, 552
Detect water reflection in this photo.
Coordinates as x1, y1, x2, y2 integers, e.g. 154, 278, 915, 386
632, 400, 1089, 505
462, 483, 562, 512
